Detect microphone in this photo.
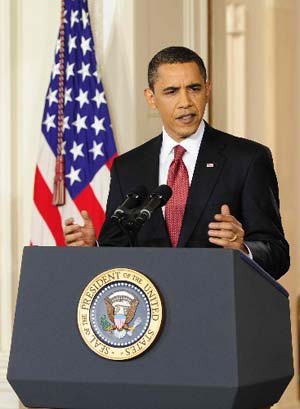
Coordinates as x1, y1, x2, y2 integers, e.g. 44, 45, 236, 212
111, 185, 148, 222
136, 185, 172, 224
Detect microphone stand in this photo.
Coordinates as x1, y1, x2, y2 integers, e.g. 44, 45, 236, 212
112, 211, 140, 247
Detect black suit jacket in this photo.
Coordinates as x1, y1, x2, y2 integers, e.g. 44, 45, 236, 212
99, 124, 289, 280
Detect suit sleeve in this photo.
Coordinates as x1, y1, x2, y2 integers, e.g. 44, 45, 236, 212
97, 160, 131, 246
242, 146, 290, 279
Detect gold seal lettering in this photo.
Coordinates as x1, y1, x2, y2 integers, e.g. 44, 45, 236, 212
78, 268, 163, 360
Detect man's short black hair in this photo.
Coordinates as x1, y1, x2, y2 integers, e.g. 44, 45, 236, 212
148, 46, 207, 90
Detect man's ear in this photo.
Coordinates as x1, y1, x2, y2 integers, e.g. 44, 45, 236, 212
144, 88, 157, 109
205, 80, 212, 103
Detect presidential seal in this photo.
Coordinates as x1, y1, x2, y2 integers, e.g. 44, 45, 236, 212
77, 268, 163, 360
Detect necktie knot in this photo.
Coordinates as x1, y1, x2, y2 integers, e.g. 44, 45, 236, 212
174, 145, 186, 161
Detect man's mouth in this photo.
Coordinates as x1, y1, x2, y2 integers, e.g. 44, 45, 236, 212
176, 113, 196, 123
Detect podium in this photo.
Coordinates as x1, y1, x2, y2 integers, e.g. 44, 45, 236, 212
7, 247, 293, 409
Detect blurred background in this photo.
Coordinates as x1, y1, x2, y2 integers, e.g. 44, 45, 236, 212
0, 0, 299, 408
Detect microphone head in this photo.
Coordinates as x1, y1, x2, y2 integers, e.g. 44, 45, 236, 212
127, 185, 148, 204
151, 184, 172, 206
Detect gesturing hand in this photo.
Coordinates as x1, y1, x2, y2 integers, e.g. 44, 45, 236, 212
208, 204, 248, 255
64, 210, 96, 247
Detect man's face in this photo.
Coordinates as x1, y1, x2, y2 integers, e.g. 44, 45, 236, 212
144, 62, 211, 142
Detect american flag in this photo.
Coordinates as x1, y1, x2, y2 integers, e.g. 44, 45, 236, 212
31, 0, 117, 246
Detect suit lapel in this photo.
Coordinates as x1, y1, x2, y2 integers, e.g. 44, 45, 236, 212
177, 125, 227, 247
138, 135, 161, 193
140, 135, 170, 243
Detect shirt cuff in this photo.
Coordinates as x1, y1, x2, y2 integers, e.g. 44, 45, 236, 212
243, 242, 253, 259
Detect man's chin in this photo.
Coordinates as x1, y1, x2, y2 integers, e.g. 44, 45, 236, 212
165, 122, 201, 142
177, 126, 199, 139
168, 132, 196, 142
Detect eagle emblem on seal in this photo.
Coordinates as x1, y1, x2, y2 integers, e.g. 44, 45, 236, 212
103, 291, 142, 339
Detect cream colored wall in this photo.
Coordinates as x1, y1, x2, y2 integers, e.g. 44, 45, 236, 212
1, 0, 299, 408
0, 3, 17, 408
211, 1, 300, 408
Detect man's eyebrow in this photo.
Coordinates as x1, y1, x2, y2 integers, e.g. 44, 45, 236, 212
187, 82, 202, 88
162, 83, 203, 92
162, 86, 179, 92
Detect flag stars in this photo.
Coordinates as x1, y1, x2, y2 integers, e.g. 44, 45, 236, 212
78, 62, 91, 81
92, 90, 106, 108
72, 113, 88, 133
89, 141, 104, 160
66, 166, 81, 186
56, 39, 60, 54
75, 89, 89, 108
47, 88, 58, 107
61, 140, 66, 155
81, 10, 89, 29
63, 116, 70, 131
64, 87, 73, 105
38, 3, 117, 203
93, 70, 100, 82
91, 116, 106, 136
43, 113, 56, 132
66, 62, 75, 80
71, 10, 79, 28
70, 141, 84, 161
52, 62, 60, 79
68, 34, 77, 53
81, 36, 92, 56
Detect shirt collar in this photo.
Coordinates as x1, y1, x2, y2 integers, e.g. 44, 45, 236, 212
160, 120, 205, 162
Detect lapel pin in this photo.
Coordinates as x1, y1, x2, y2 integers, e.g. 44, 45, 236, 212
206, 163, 215, 168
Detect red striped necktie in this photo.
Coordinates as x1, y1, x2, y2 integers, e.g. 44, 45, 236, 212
165, 145, 189, 247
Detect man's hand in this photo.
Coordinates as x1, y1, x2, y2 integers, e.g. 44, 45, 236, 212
208, 204, 248, 254
64, 210, 96, 247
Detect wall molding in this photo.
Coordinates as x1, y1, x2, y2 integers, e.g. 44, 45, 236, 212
0, 0, 13, 354
226, 3, 246, 136
0, 1, 19, 407
263, 0, 276, 157
183, 0, 209, 121
88, 0, 103, 73
183, 0, 208, 63
183, 0, 196, 50
198, 0, 209, 68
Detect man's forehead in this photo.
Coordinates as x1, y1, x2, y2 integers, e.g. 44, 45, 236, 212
155, 62, 205, 83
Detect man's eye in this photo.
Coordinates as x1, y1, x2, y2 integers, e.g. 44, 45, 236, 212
164, 89, 176, 95
190, 87, 201, 92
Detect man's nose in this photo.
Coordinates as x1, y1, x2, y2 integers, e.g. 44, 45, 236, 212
178, 90, 192, 108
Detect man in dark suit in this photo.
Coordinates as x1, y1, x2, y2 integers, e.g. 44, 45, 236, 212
64, 46, 289, 281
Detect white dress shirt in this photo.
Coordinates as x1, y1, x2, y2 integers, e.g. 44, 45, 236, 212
159, 120, 205, 186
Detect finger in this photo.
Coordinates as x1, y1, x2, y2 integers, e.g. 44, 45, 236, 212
81, 210, 91, 222
209, 221, 240, 231
64, 224, 80, 235
208, 237, 241, 248
208, 229, 240, 240
65, 231, 82, 244
214, 214, 242, 226
68, 240, 85, 247
221, 204, 231, 216
64, 217, 74, 226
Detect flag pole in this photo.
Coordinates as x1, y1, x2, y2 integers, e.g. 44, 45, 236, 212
53, 0, 66, 206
